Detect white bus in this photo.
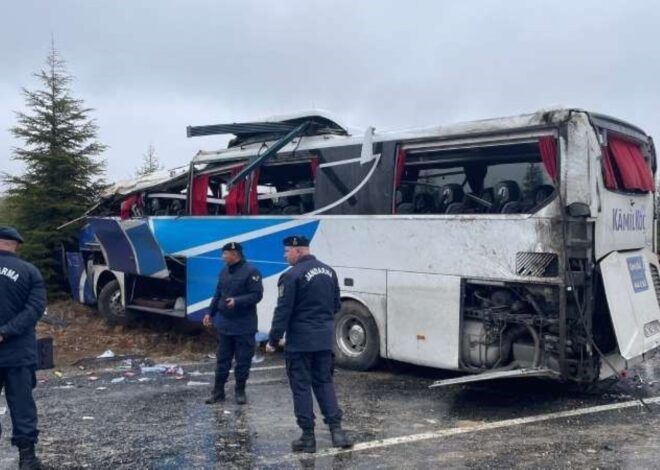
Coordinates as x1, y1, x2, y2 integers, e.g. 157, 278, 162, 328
73, 108, 660, 386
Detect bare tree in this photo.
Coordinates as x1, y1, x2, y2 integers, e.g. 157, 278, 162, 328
136, 144, 163, 177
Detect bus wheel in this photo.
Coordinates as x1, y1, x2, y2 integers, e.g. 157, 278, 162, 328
334, 300, 380, 371
98, 280, 134, 326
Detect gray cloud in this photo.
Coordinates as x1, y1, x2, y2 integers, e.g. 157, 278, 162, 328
2, 0, 660, 188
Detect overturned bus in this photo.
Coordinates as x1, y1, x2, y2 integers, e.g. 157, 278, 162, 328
66, 107, 660, 386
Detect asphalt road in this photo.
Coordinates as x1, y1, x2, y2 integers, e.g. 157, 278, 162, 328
1, 353, 659, 469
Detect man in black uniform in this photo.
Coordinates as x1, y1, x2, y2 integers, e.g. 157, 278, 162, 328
203, 242, 263, 405
266, 235, 353, 453
0, 227, 47, 470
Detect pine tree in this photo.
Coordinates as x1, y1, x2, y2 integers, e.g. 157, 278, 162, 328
2, 43, 106, 294
136, 144, 163, 177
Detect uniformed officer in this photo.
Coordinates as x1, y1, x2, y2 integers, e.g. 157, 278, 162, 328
266, 235, 353, 453
203, 242, 263, 405
0, 227, 47, 470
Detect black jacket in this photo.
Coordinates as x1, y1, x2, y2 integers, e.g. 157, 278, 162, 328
0, 251, 47, 367
269, 255, 341, 352
209, 259, 263, 336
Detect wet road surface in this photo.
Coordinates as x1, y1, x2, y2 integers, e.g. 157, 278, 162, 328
1, 354, 659, 469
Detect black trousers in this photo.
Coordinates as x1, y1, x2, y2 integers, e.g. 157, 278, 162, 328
285, 350, 343, 430
214, 333, 255, 387
0, 367, 39, 446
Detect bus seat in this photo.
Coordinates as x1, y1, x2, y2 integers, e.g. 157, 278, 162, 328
501, 201, 523, 213
150, 198, 166, 216
445, 202, 466, 214
435, 184, 464, 213
492, 180, 521, 212
534, 185, 555, 205
171, 200, 184, 216
282, 205, 302, 215
396, 202, 414, 214
413, 193, 436, 213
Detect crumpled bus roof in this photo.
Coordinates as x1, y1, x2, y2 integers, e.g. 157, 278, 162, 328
101, 166, 189, 198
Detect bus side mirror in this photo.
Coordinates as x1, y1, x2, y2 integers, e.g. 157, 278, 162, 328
567, 202, 590, 217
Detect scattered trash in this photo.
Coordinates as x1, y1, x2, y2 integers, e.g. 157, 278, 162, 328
207, 353, 216, 360
88, 376, 99, 382
141, 363, 177, 374
82, 416, 95, 421
0, 406, 6, 416
116, 359, 133, 371
137, 378, 151, 383
53, 371, 63, 378
186, 381, 209, 387
189, 371, 204, 377
165, 366, 184, 376
96, 387, 108, 391
110, 377, 125, 384
425, 419, 438, 425
124, 371, 137, 378
52, 385, 75, 390
223, 410, 231, 415
97, 350, 116, 359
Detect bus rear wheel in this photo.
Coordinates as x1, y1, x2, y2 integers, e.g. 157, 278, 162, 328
334, 300, 380, 371
98, 280, 134, 326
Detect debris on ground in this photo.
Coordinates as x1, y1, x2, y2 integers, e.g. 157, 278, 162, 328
97, 350, 115, 359
186, 381, 209, 387
38, 300, 217, 366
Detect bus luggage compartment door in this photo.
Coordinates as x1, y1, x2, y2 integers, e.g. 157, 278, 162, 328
600, 248, 660, 360
386, 271, 461, 369
87, 217, 169, 279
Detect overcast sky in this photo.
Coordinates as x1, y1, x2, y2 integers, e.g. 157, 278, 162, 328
2, 0, 659, 190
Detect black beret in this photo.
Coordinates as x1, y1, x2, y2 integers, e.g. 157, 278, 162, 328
0, 227, 24, 244
283, 235, 310, 247
221, 241, 243, 252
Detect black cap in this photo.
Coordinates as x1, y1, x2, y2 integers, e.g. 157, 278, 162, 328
283, 235, 310, 247
221, 241, 243, 252
0, 227, 24, 244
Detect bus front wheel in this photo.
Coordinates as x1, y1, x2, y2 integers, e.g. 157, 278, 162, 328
98, 280, 134, 326
334, 300, 380, 371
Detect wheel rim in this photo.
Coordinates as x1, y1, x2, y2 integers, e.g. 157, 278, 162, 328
109, 289, 126, 317
336, 314, 367, 357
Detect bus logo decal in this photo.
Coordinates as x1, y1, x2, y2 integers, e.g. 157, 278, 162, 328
627, 255, 649, 293
612, 208, 646, 232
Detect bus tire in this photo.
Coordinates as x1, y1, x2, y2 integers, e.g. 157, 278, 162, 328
98, 280, 134, 326
334, 300, 380, 371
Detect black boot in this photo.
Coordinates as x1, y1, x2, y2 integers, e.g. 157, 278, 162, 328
235, 382, 247, 405
18, 443, 42, 470
205, 383, 225, 404
330, 424, 354, 449
291, 429, 316, 453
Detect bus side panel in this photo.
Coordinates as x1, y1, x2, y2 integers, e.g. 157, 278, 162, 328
386, 271, 461, 369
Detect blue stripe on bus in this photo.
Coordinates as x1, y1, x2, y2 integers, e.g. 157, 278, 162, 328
185, 220, 320, 309
151, 218, 292, 255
